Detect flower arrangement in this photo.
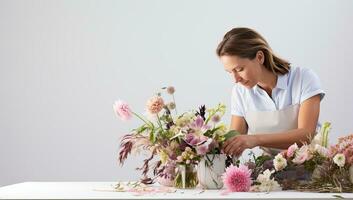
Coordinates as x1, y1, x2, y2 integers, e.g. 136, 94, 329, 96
114, 87, 353, 193
114, 86, 237, 187
220, 122, 353, 193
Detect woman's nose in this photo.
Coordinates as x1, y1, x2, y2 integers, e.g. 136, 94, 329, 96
233, 72, 242, 83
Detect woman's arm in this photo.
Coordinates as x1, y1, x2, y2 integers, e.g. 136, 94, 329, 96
256, 94, 321, 149
230, 115, 248, 135
224, 94, 321, 155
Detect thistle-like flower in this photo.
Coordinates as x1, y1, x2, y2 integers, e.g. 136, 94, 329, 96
166, 86, 175, 94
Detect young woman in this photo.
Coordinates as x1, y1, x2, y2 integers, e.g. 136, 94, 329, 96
217, 27, 325, 156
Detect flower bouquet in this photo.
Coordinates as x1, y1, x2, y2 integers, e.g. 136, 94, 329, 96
221, 122, 353, 193
114, 86, 238, 188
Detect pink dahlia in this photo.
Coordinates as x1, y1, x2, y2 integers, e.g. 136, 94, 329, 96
146, 96, 165, 114
222, 165, 252, 192
113, 100, 132, 121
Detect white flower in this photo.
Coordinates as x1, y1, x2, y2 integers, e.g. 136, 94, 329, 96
273, 153, 287, 171
252, 169, 281, 192
311, 132, 322, 146
333, 153, 346, 167
257, 169, 274, 182
314, 144, 329, 157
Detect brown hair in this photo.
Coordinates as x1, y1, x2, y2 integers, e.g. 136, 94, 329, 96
216, 27, 290, 75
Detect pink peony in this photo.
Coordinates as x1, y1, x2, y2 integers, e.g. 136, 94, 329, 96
222, 165, 252, 192
146, 96, 165, 114
286, 143, 298, 158
113, 100, 132, 121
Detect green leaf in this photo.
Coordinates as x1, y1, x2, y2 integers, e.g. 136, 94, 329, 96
149, 127, 156, 144
255, 155, 272, 167
133, 124, 149, 134
224, 130, 240, 140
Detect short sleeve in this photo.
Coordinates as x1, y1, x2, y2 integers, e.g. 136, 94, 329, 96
300, 69, 325, 104
231, 85, 246, 117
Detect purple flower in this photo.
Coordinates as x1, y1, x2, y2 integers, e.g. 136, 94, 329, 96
196, 139, 213, 155
190, 116, 211, 132
184, 133, 208, 146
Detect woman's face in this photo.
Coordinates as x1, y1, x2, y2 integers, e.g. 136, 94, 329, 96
220, 52, 264, 89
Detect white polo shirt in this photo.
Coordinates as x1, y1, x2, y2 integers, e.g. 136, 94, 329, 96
231, 66, 325, 117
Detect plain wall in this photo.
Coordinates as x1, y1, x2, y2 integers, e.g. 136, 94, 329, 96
1, 0, 353, 186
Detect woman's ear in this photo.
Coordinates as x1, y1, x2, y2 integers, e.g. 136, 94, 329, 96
256, 51, 264, 64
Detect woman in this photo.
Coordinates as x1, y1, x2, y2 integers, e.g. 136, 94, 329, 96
217, 27, 325, 156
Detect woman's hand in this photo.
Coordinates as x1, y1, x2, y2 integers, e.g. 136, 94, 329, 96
223, 135, 259, 156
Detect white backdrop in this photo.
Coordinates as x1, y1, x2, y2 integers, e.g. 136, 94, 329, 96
1, 0, 353, 186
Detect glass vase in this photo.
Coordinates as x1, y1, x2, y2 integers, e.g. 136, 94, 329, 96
174, 164, 198, 189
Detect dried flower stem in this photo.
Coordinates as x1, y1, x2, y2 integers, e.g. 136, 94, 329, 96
172, 94, 178, 115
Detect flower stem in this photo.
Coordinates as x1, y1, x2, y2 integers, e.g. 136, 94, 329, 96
132, 111, 153, 128
156, 113, 164, 130
172, 94, 178, 115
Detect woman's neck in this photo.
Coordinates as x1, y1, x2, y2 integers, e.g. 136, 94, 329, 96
257, 69, 277, 96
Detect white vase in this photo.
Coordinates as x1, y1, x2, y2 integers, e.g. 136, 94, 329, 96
197, 154, 227, 189
349, 165, 353, 184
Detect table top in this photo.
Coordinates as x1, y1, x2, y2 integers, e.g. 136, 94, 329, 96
0, 182, 353, 199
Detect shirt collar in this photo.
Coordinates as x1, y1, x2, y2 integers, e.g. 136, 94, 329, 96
275, 73, 288, 90
253, 73, 288, 93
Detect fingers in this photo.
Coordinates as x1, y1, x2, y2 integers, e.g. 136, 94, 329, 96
223, 136, 237, 152
223, 136, 245, 156
228, 143, 244, 156
224, 138, 239, 154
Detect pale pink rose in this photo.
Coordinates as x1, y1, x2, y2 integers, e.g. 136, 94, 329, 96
292, 145, 311, 164
146, 96, 165, 114
286, 143, 298, 158
113, 100, 132, 121
292, 152, 308, 165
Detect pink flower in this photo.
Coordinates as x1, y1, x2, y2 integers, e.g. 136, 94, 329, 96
196, 139, 213, 155
146, 96, 165, 115
185, 133, 208, 146
113, 100, 132, 121
343, 147, 353, 165
190, 116, 211, 132
222, 165, 252, 192
292, 145, 310, 165
286, 143, 298, 158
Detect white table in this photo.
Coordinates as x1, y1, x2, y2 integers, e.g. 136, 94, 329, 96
0, 182, 353, 199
